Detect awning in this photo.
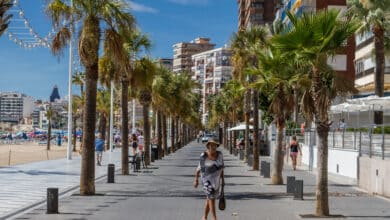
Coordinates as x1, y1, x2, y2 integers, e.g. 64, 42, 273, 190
227, 124, 253, 131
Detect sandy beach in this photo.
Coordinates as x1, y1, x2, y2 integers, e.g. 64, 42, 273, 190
0, 141, 80, 167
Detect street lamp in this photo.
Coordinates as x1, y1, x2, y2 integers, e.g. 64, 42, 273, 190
66, 0, 73, 160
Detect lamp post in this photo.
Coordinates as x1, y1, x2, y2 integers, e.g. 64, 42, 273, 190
109, 80, 114, 162
66, 0, 73, 160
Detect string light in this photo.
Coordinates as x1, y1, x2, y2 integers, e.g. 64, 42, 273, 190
7, 0, 70, 49
7, 0, 83, 72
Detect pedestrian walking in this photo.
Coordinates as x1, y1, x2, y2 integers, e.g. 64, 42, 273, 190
137, 132, 144, 153
95, 133, 105, 166
131, 133, 138, 156
194, 138, 225, 220
289, 136, 302, 170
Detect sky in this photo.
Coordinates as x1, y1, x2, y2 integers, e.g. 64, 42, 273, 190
0, 0, 237, 100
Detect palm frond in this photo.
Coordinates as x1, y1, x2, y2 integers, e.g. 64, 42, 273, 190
51, 26, 71, 56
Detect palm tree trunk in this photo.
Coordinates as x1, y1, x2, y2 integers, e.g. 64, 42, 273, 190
171, 116, 175, 152
223, 121, 228, 149
143, 103, 151, 165
162, 114, 168, 155
157, 111, 163, 159
72, 117, 77, 152
47, 119, 51, 151
105, 120, 110, 151
373, 25, 385, 124
99, 114, 107, 142
312, 65, 330, 216
80, 64, 98, 195
315, 121, 330, 216
293, 88, 299, 124
175, 117, 179, 149
181, 123, 185, 147
121, 79, 129, 175
244, 89, 251, 162
253, 89, 259, 170
229, 128, 233, 154
271, 124, 284, 184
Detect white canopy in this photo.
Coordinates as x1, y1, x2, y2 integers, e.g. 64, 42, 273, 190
228, 124, 253, 131
330, 96, 390, 113
330, 102, 370, 114
347, 95, 390, 111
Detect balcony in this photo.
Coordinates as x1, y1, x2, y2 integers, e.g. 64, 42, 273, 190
356, 67, 375, 79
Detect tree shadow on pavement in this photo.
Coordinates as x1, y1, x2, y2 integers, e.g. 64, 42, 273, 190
226, 192, 291, 200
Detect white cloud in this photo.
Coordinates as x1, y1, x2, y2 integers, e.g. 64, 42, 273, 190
129, 1, 158, 13
167, 0, 209, 5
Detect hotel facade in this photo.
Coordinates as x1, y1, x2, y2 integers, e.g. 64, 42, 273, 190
192, 47, 233, 124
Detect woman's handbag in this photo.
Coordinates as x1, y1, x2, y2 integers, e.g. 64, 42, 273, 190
218, 184, 226, 210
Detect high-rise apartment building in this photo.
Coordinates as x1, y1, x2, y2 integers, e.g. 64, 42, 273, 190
354, 32, 390, 96
238, 0, 278, 30
158, 58, 173, 71
192, 47, 233, 124
274, 0, 356, 80
0, 92, 34, 123
173, 37, 215, 73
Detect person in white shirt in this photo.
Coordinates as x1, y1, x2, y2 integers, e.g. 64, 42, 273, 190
137, 132, 144, 153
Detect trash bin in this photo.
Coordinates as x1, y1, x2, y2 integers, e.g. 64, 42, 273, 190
107, 164, 115, 183
151, 151, 155, 162
151, 144, 158, 160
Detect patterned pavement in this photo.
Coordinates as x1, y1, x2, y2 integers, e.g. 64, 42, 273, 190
0, 150, 122, 219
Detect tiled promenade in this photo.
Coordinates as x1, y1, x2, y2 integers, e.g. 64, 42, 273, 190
1, 141, 389, 220
0, 150, 122, 219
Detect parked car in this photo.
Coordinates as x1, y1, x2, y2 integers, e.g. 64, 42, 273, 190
201, 134, 215, 143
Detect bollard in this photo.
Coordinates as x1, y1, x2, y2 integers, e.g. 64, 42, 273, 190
47, 188, 58, 214
239, 150, 244, 160
286, 176, 295, 193
248, 155, 253, 167
107, 164, 115, 183
260, 161, 266, 176
263, 162, 271, 178
294, 180, 304, 200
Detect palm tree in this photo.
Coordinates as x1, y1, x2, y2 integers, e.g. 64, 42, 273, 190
348, 0, 390, 124
72, 72, 85, 145
0, 0, 12, 37
47, 0, 135, 195
119, 30, 151, 173
96, 88, 110, 143
98, 56, 120, 152
251, 47, 299, 184
220, 80, 244, 154
153, 67, 174, 153
134, 57, 157, 165
71, 95, 82, 152
231, 26, 268, 166
272, 10, 359, 216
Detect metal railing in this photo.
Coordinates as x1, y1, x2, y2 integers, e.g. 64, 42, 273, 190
284, 124, 390, 159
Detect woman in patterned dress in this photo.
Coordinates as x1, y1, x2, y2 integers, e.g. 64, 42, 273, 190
194, 138, 225, 220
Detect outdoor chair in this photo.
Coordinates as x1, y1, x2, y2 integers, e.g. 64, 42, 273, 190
129, 153, 142, 172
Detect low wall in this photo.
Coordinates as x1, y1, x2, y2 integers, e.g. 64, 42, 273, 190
301, 144, 359, 179
359, 156, 390, 197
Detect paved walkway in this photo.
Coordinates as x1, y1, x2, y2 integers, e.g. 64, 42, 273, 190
0, 150, 122, 219
6, 141, 390, 220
